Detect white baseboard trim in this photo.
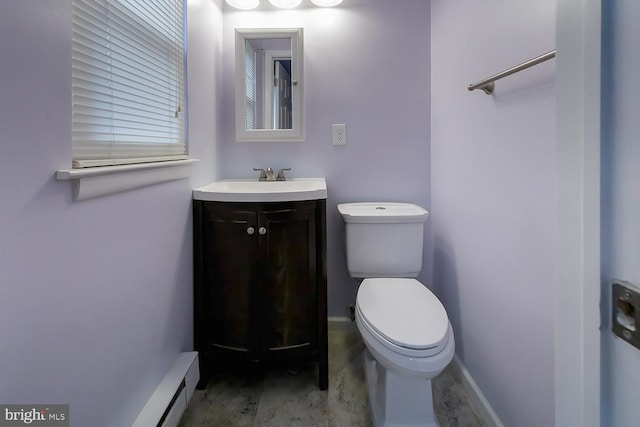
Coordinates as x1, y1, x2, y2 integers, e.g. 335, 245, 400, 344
328, 316, 357, 332
449, 355, 504, 427
132, 352, 199, 427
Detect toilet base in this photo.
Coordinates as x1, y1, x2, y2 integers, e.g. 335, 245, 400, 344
364, 349, 439, 427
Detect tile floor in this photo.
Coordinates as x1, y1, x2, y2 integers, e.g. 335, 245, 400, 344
179, 322, 486, 427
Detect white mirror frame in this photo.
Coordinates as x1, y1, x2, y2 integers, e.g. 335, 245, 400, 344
235, 28, 304, 142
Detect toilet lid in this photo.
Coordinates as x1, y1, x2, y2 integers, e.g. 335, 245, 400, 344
357, 278, 449, 350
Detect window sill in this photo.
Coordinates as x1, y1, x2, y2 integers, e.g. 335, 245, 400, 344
56, 159, 199, 201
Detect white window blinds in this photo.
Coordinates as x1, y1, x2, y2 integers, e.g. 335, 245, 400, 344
71, 0, 186, 168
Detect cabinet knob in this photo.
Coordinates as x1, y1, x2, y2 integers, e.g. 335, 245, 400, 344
247, 227, 255, 235
259, 227, 267, 235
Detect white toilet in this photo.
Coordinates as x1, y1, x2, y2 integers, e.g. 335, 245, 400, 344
338, 202, 455, 427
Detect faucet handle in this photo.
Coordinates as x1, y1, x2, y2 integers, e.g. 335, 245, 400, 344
277, 168, 291, 181
253, 168, 267, 181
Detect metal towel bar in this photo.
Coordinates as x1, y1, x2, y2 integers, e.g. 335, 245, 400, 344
468, 50, 556, 95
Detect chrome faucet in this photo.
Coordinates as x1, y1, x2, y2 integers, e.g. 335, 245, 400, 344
253, 167, 291, 181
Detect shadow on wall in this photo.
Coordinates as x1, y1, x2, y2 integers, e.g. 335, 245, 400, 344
490, 72, 555, 106
432, 235, 463, 360
329, 203, 363, 318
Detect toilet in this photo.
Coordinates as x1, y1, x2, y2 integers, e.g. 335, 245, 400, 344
338, 202, 455, 427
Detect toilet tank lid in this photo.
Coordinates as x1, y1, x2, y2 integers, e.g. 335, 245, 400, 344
337, 202, 428, 223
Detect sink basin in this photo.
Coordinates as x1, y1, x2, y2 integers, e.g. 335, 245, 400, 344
193, 178, 327, 202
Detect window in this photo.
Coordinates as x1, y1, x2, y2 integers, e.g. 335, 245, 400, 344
71, 0, 186, 168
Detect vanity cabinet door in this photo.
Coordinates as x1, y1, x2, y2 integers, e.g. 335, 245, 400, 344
258, 202, 317, 356
201, 204, 258, 355
194, 199, 327, 390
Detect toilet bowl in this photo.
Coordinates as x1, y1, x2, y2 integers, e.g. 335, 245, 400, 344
355, 278, 455, 427
337, 203, 455, 427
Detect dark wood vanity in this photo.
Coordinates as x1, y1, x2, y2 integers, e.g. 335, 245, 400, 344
193, 198, 328, 390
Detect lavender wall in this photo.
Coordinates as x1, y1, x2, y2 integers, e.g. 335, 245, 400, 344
430, 1, 556, 426
0, 1, 222, 426
221, 0, 432, 317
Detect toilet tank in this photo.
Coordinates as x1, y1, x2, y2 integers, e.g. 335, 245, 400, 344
337, 202, 428, 278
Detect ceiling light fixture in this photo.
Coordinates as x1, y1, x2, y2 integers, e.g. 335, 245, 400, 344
269, 0, 303, 8
310, 0, 343, 6
225, 0, 259, 9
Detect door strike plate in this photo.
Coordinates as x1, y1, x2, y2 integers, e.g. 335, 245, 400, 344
612, 280, 640, 350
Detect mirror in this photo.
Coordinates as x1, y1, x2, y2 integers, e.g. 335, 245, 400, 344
235, 28, 304, 142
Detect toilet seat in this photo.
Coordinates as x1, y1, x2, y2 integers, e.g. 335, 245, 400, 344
357, 278, 449, 357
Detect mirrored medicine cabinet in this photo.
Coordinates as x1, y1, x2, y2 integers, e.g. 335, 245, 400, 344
235, 28, 304, 142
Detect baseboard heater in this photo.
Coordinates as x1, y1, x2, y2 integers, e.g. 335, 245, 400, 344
132, 352, 199, 427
